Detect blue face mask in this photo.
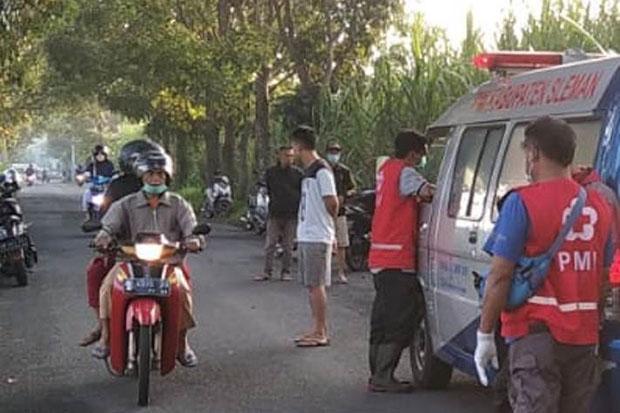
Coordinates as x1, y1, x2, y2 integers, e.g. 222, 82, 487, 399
143, 183, 167, 195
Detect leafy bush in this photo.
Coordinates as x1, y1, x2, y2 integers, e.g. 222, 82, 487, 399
176, 185, 204, 213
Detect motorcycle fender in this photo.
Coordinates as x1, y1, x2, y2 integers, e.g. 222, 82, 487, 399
109, 265, 131, 375
8, 249, 24, 262
160, 266, 183, 376
126, 298, 161, 330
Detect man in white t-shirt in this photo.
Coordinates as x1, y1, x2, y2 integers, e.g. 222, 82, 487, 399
291, 125, 339, 348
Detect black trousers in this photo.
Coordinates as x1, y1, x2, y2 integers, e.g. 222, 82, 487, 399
370, 270, 421, 346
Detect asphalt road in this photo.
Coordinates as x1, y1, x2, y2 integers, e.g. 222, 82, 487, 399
0, 183, 494, 413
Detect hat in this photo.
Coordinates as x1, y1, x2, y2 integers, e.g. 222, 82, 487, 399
326, 141, 342, 151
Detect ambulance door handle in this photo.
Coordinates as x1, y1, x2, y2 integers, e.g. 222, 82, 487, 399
468, 230, 478, 244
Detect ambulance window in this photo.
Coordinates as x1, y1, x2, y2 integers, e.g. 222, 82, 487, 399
448, 127, 504, 220
494, 119, 602, 220
419, 137, 447, 183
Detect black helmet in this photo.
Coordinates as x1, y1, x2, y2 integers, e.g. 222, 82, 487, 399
118, 139, 163, 175
134, 150, 174, 180
93, 144, 109, 157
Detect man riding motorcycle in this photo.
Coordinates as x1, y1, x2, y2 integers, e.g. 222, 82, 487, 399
81, 145, 115, 222
90, 150, 202, 368
25, 164, 36, 186
80, 140, 165, 347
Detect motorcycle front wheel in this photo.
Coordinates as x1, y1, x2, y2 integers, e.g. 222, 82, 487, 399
137, 325, 152, 406
14, 260, 28, 287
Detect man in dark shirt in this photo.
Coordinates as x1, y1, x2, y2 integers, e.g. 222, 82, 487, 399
255, 145, 303, 281
326, 141, 356, 284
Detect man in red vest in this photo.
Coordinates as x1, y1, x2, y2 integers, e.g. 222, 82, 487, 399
476, 116, 613, 413
367, 129, 435, 392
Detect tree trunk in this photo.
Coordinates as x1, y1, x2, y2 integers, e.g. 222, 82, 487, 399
238, 125, 251, 198
254, 64, 271, 173
175, 133, 190, 186
222, 116, 237, 186
204, 118, 221, 182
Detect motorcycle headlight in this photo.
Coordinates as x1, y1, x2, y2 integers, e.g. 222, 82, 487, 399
92, 194, 105, 206
135, 243, 164, 261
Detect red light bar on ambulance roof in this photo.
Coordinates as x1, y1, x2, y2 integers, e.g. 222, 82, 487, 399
473, 52, 564, 72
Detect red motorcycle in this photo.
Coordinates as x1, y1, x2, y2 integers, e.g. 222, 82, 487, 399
99, 227, 207, 406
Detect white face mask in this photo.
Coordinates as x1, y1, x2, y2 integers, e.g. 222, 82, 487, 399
418, 156, 428, 169
326, 153, 341, 164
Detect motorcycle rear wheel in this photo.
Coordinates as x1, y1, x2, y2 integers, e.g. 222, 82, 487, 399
137, 325, 152, 406
346, 237, 369, 272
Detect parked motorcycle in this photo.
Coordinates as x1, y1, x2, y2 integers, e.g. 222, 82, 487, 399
241, 181, 269, 235
201, 175, 233, 219
345, 189, 375, 272
97, 225, 209, 406
0, 181, 37, 286
82, 175, 112, 233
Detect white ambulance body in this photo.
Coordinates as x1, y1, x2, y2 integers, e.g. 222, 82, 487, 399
411, 53, 620, 388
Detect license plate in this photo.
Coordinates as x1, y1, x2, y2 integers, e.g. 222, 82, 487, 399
124, 278, 170, 297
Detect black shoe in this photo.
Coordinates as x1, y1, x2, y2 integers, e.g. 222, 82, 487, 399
368, 343, 412, 393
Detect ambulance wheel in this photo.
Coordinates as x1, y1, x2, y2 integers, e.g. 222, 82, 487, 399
411, 315, 453, 389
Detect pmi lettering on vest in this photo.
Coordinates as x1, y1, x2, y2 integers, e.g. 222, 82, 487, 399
557, 250, 598, 272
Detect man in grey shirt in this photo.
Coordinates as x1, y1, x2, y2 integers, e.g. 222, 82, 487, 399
91, 151, 203, 367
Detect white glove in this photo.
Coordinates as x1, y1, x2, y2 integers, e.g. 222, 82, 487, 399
474, 330, 499, 387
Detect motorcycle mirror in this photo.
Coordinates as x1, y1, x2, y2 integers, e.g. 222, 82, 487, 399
193, 223, 211, 236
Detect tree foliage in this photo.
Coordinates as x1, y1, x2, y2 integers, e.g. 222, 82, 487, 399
2, 0, 618, 193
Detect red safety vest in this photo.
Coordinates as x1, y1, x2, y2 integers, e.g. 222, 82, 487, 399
501, 178, 612, 345
573, 168, 620, 285
368, 158, 418, 270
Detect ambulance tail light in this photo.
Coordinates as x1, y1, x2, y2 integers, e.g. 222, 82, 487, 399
473, 52, 564, 72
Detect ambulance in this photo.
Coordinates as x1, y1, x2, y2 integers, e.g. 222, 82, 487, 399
411, 51, 620, 398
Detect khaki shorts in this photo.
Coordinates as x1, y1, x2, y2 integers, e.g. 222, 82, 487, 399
298, 242, 332, 287
335, 215, 349, 248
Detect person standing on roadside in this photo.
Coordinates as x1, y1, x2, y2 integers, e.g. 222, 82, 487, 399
254, 146, 303, 282
475, 117, 613, 413
367, 129, 435, 393
325, 141, 356, 284
291, 126, 338, 348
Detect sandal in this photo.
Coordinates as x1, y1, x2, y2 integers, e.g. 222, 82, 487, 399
280, 272, 293, 282
177, 348, 198, 368
79, 329, 102, 347
91, 344, 110, 359
296, 337, 331, 348
253, 274, 271, 282
293, 332, 318, 343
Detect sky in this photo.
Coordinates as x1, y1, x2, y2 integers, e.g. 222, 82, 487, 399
402, 0, 605, 48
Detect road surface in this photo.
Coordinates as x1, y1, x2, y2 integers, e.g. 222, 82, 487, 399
0, 183, 494, 412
